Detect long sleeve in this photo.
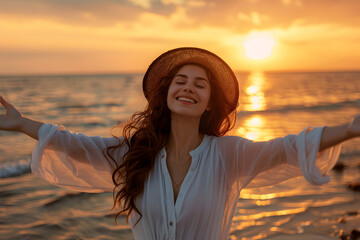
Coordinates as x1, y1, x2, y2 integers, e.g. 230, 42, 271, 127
31, 124, 127, 193
218, 127, 342, 192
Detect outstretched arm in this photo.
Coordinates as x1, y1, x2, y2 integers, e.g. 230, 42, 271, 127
319, 115, 360, 152
0, 95, 43, 140
1, 95, 124, 192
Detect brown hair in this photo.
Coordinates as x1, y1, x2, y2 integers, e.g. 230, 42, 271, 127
104, 63, 237, 226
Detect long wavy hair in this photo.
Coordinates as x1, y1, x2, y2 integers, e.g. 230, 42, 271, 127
104, 63, 237, 227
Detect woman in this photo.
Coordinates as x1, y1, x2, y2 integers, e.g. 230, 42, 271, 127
0, 47, 359, 239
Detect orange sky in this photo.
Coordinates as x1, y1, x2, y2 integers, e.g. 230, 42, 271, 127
0, 0, 359, 75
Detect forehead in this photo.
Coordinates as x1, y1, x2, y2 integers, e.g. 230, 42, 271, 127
176, 64, 208, 78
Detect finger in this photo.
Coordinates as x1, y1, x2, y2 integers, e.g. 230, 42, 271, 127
0, 96, 11, 109
0, 96, 7, 108
0, 95, 5, 106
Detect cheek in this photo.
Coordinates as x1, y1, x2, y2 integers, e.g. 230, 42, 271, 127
166, 87, 174, 102
166, 85, 178, 106
167, 82, 181, 98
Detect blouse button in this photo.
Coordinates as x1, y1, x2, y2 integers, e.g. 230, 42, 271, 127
169, 221, 173, 226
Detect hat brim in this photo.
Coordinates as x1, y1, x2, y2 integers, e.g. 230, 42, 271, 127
143, 47, 239, 112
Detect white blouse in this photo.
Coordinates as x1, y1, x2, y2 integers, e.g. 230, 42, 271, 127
31, 124, 341, 240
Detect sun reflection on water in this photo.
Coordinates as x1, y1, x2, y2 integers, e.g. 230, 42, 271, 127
235, 72, 275, 141
244, 72, 266, 112
240, 192, 284, 200
236, 115, 273, 141
233, 72, 280, 222
233, 207, 307, 221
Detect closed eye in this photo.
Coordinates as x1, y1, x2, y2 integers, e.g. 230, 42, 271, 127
176, 81, 186, 85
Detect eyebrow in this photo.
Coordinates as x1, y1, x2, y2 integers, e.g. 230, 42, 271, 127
175, 74, 209, 83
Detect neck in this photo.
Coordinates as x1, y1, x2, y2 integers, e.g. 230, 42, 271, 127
166, 114, 203, 161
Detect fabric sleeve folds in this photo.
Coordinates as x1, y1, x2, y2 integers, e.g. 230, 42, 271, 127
219, 127, 341, 191
31, 124, 125, 193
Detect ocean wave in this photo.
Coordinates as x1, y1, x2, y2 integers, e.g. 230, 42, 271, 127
55, 102, 123, 110
339, 150, 360, 159
43, 192, 96, 207
239, 98, 360, 114
0, 158, 31, 178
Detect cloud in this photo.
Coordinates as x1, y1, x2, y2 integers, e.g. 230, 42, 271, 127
161, 0, 183, 5
127, 0, 152, 9
0, 0, 176, 27
282, 0, 302, 6
277, 22, 360, 47
0, 0, 359, 32
270, 23, 360, 71
0, 0, 359, 73
0, 4, 237, 74
185, 0, 360, 33
237, 12, 270, 26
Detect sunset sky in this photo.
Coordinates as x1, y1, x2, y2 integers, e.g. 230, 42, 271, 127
0, 0, 359, 75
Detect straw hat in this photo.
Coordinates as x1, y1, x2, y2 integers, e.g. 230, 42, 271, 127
142, 47, 239, 112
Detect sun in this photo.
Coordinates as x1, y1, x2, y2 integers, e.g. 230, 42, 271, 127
243, 32, 276, 60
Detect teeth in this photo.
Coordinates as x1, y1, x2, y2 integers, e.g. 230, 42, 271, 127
177, 97, 195, 103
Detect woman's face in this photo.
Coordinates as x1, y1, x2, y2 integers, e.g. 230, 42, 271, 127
167, 64, 211, 119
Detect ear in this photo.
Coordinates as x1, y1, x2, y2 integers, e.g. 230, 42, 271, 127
206, 106, 211, 111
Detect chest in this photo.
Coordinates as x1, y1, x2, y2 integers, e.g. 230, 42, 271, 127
165, 154, 192, 202
136, 152, 229, 222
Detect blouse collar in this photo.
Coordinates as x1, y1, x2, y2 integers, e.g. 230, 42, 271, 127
161, 135, 210, 158
189, 134, 210, 158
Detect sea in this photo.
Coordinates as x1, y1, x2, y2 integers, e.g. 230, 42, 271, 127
0, 71, 359, 240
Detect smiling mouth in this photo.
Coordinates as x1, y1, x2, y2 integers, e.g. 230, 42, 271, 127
176, 97, 197, 104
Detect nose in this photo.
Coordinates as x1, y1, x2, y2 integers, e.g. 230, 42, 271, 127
183, 82, 194, 93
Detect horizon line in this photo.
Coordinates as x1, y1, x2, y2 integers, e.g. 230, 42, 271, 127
0, 69, 359, 78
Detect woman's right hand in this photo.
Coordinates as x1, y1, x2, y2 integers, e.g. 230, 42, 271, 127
0, 95, 24, 131
0, 95, 44, 139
